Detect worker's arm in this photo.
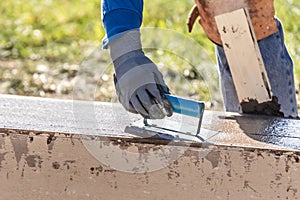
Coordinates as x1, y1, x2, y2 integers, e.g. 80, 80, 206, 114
101, 0, 173, 119
101, 0, 143, 47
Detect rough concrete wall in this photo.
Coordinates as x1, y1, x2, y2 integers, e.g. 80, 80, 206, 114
0, 129, 299, 200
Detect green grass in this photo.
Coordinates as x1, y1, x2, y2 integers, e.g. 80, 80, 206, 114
0, 0, 103, 61
1, 0, 300, 106
275, 0, 300, 83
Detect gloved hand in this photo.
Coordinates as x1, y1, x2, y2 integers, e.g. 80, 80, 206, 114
109, 30, 173, 119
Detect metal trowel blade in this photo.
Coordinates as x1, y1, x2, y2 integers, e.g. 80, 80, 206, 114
125, 113, 204, 143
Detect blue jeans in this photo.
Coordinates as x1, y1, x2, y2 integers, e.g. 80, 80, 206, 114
216, 19, 298, 118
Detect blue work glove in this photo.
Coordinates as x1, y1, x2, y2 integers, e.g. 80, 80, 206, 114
109, 30, 173, 119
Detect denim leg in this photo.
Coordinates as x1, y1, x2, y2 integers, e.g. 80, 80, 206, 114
215, 19, 298, 117
216, 44, 241, 113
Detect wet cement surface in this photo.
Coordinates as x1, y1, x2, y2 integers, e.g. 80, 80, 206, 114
0, 94, 138, 137
1, 95, 300, 199
241, 96, 284, 117
1, 94, 300, 150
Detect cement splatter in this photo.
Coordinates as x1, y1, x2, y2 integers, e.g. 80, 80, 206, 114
52, 161, 60, 169
25, 155, 42, 168
240, 96, 284, 117
205, 151, 221, 168
10, 134, 29, 168
0, 152, 7, 169
90, 165, 104, 176
0, 135, 5, 149
47, 134, 56, 152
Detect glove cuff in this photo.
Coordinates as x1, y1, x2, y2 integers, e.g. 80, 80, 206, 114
108, 30, 142, 61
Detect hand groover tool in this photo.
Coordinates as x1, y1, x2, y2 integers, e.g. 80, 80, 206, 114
125, 94, 205, 142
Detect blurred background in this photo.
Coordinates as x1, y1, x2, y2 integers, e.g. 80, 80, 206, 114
1, 0, 300, 111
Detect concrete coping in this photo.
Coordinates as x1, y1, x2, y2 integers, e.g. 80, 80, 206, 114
1, 94, 300, 152
1, 94, 300, 199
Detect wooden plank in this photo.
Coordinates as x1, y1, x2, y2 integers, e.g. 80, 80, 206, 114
215, 8, 272, 103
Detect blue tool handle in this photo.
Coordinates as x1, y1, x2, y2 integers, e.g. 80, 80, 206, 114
165, 94, 205, 118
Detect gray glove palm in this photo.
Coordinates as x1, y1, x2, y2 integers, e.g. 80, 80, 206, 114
109, 30, 173, 119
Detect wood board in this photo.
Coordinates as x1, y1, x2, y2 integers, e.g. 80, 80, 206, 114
215, 8, 272, 104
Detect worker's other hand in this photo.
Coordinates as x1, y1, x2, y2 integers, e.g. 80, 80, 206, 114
109, 30, 173, 119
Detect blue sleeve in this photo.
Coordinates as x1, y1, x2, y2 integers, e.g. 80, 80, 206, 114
101, 0, 143, 48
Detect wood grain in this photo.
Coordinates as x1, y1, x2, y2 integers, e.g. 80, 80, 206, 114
215, 8, 272, 103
